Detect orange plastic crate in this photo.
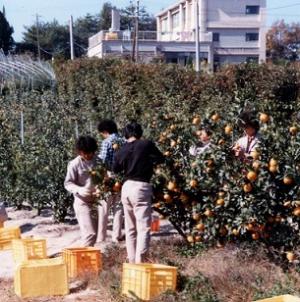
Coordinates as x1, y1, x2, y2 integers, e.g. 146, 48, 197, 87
62, 247, 102, 278
254, 295, 300, 302
0, 226, 21, 250
12, 238, 47, 263
14, 257, 69, 298
122, 263, 177, 301
151, 218, 160, 232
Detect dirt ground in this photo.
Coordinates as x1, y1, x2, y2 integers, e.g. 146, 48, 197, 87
0, 207, 176, 302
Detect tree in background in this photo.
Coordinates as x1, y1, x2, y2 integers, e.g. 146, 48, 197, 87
0, 9, 14, 54
120, 3, 156, 31
73, 14, 101, 56
22, 20, 69, 60
99, 2, 115, 30
267, 20, 300, 62
17, 2, 156, 59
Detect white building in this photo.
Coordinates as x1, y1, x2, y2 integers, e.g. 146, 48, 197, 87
88, 0, 267, 70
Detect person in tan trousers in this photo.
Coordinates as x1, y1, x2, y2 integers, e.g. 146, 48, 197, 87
97, 119, 124, 243
64, 136, 98, 247
113, 121, 164, 263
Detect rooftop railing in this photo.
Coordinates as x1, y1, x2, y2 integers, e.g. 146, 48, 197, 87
89, 31, 157, 48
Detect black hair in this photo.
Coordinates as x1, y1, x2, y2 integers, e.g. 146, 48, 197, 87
123, 121, 143, 139
239, 111, 260, 133
97, 119, 118, 134
75, 136, 98, 153
243, 120, 260, 133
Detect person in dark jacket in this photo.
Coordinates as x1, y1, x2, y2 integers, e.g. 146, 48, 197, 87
113, 121, 164, 263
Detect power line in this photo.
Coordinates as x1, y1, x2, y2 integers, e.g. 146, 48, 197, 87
268, 2, 300, 11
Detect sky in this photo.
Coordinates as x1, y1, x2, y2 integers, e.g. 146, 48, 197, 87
3, 0, 300, 42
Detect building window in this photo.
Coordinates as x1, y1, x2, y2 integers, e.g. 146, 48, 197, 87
246, 33, 259, 41
213, 33, 220, 42
246, 5, 260, 14
161, 18, 168, 32
246, 56, 259, 63
172, 12, 180, 28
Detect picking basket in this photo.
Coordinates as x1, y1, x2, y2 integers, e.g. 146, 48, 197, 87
62, 247, 102, 278
12, 238, 47, 263
0, 226, 21, 250
14, 257, 69, 298
122, 263, 177, 301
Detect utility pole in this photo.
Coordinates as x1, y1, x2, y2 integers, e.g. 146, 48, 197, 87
195, 0, 200, 72
20, 111, 24, 145
69, 15, 75, 60
36, 14, 41, 60
135, 0, 140, 63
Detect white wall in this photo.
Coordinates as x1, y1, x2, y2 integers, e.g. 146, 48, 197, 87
211, 28, 260, 48
157, 0, 266, 36
207, 0, 263, 27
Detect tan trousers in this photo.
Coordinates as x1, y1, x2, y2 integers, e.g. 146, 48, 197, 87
121, 180, 152, 264
97, 194, 124, 242
73, 199, 97, 247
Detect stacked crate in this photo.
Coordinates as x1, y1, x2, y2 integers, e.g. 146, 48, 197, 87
0, 226, 21, 250
12, 238, 47, 263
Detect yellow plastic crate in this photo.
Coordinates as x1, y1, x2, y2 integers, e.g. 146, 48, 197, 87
254, 295, 300, 302
0, 226, 21, 250
62, 247, 102, 278
12, 238, 47, 263
122, 263, 177, 301
14, 257, 69, 298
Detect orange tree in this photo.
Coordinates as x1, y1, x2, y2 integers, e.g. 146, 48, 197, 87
2, 58, 300, 250
55, 59, 300, 253
146, 64, 300, 254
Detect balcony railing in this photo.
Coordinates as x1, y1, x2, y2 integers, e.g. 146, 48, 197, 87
88, 30, 213, 49
89, 31, 157, 48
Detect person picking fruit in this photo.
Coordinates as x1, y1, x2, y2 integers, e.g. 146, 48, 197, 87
113, 121, 164, 263
64, 136, 98, 246
97, 119, 124, 243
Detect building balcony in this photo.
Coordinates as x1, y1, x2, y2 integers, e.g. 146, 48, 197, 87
88, 31, 157, 49
88, 30, 215, 50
